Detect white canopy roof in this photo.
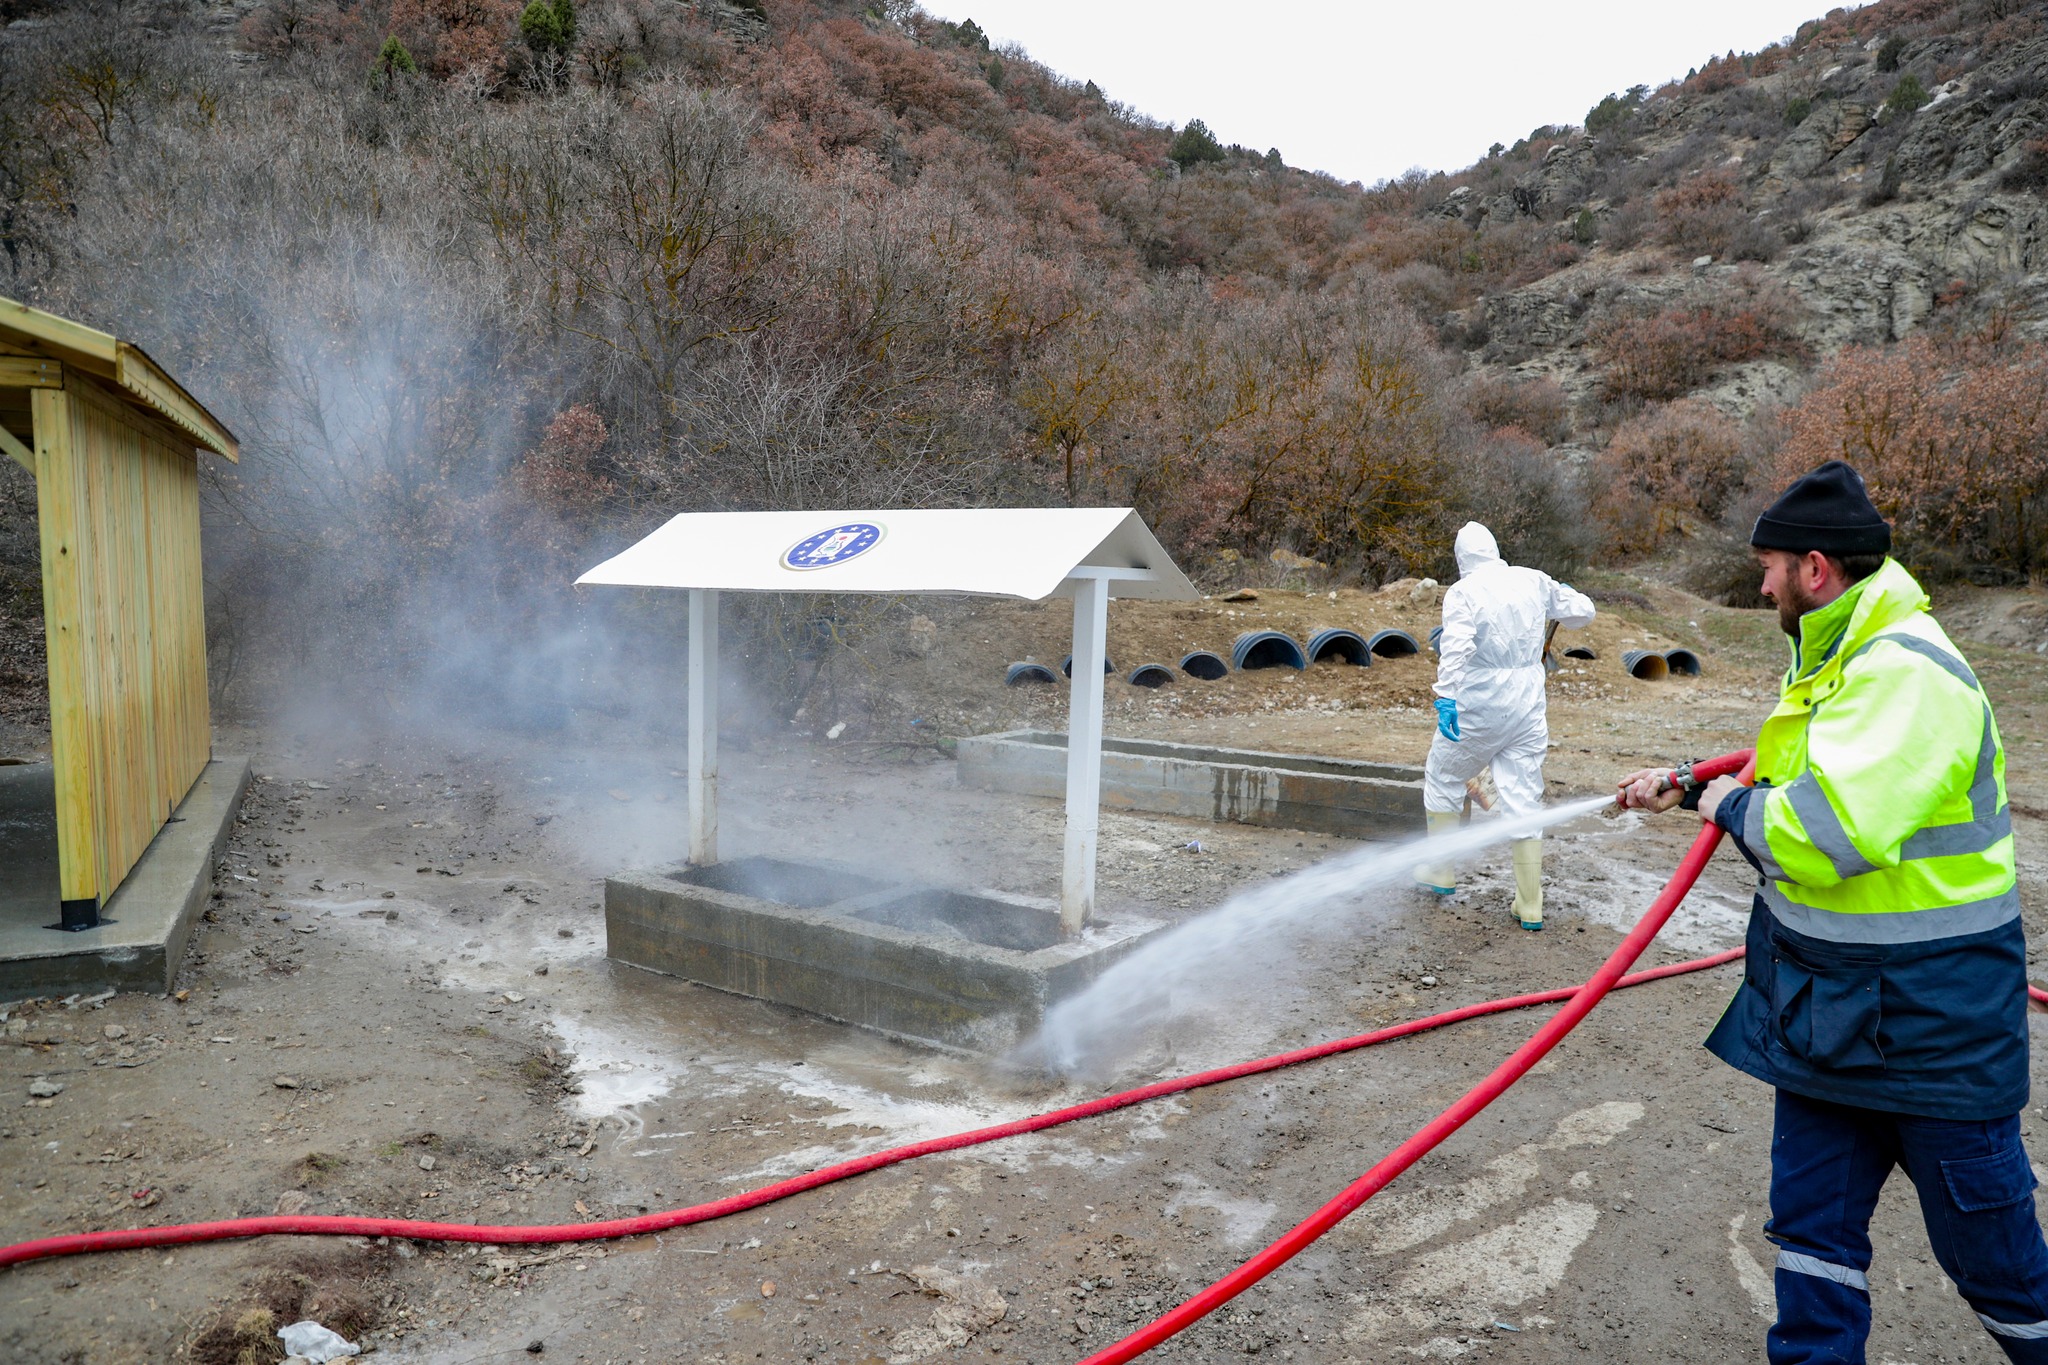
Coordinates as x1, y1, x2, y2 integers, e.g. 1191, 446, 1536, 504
575, 507, 1198, 601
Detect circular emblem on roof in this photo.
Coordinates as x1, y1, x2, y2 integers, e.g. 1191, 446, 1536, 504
781, 521, 884, 571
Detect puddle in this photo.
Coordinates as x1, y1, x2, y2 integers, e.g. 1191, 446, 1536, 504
1570, 849, 1750, 953
724, 1061, 1031, 1180
549, 1013, 682, 1121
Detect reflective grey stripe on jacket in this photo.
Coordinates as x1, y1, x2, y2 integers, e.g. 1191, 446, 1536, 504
1782, 773, 1872, 879
1761, 881, 2021, 945
1743, 788, 1790, 882
1899, 703, 2009, 861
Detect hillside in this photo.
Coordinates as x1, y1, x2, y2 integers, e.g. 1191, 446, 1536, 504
1411, 0, 2048, 432
0, 0, 2044, 737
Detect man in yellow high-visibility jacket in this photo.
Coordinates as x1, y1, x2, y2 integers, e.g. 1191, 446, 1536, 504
1620, 461, 2048, 1363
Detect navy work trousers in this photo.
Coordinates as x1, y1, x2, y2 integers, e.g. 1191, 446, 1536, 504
1767, 1088, 2048, 1363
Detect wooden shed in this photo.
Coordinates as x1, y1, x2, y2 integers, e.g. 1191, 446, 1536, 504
0, 295, 239, 932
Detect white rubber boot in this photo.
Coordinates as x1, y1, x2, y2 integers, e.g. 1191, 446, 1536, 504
1414, 811, 1460, 894
1512, 837, 1543, 930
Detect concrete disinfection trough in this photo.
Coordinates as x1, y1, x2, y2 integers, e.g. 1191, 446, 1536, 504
575, 507, 1201, 1045
605, 856, 1164, 1050
958, 730, 1424, 839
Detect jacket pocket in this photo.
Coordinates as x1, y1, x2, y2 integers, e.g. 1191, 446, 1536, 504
1943, 1144, 2039, 1213
1768, 935, 1885, 1073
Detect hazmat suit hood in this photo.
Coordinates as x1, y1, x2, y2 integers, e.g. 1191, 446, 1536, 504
1453, 522, 1502, 579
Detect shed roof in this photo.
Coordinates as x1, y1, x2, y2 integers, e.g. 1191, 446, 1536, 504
0, 296, 238, 460
576, 508, 1198, 601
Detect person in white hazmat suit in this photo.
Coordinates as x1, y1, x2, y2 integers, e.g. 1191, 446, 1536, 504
1413, 523, 1596, 929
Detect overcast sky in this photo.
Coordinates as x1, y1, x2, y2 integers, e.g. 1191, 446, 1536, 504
919, 1, 1843, 185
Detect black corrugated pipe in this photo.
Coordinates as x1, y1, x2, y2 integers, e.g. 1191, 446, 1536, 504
1306, 628, 1371, 666
1367, 629, 1422, 658
1622, 649, 1669, 681
1231, 631, 1307, 671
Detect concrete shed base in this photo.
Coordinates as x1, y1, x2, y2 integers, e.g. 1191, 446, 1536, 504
0, 756, 250, 1001
605, 856, 1165, 1051
956, 730, 1424, 839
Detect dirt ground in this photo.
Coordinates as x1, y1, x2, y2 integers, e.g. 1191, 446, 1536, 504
6, 579, 2048, 1365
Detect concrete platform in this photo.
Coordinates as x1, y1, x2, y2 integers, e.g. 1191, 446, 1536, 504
0, 756, 250, 1001
956, 730, 1424, 839
605, 856, 1166, 1051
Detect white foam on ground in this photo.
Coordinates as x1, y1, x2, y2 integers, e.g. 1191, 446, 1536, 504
549, 1013, 681, 1120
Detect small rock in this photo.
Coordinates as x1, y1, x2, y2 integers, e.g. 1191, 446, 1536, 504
27, 1078, 62, 1098
418, 1155, 436, 1172
760, 1281, 777, 1298
1692, 254, 1713, 268
381, 891, 396, 899
102, 1024, 127, 1040
273, 1075, 300, 1090
1419, 974, 1439, 988
502, 992, 525, 1004
534, 966, 549, 976
556, 928, 574, 938
275, 1190, 311, 1215
526, 1343, 545, 1356
1221, 588, 1259, 602
826, 722, 846, 740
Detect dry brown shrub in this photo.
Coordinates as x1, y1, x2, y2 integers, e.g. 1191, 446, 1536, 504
389, 0, 521, 84
1684, 54, 1750, 95
1652, 171, 1766, 259
1464, 372, 1572, 445
1589, 399, 1748, 554
1777, 337, 2048, 577
1592, 281, 1808, 403
516, 404, 616, 516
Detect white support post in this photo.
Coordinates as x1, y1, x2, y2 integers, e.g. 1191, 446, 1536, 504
1060, 575, 1110, 933
688, 588, 720, 866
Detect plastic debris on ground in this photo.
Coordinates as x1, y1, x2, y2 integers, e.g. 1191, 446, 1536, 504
277, 1320, 360, 1361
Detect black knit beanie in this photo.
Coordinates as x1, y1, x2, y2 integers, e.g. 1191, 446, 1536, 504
1750, 460, 1892, 556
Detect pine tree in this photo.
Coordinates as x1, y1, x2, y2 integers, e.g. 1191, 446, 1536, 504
1168, 119, 1225, 170
520, 0, 565, 54
369, 34, 416, 96
1885, 72, 1930, 117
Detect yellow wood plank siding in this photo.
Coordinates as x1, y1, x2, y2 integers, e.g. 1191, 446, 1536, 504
33, 374, 211, 908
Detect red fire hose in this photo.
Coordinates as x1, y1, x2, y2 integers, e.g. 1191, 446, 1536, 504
0, 955, 1743, 1270
10, 744, 2037, 1363
1, 760, 1760, 1274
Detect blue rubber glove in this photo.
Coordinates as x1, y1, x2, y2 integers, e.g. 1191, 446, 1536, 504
1434, 697, 1460, 741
